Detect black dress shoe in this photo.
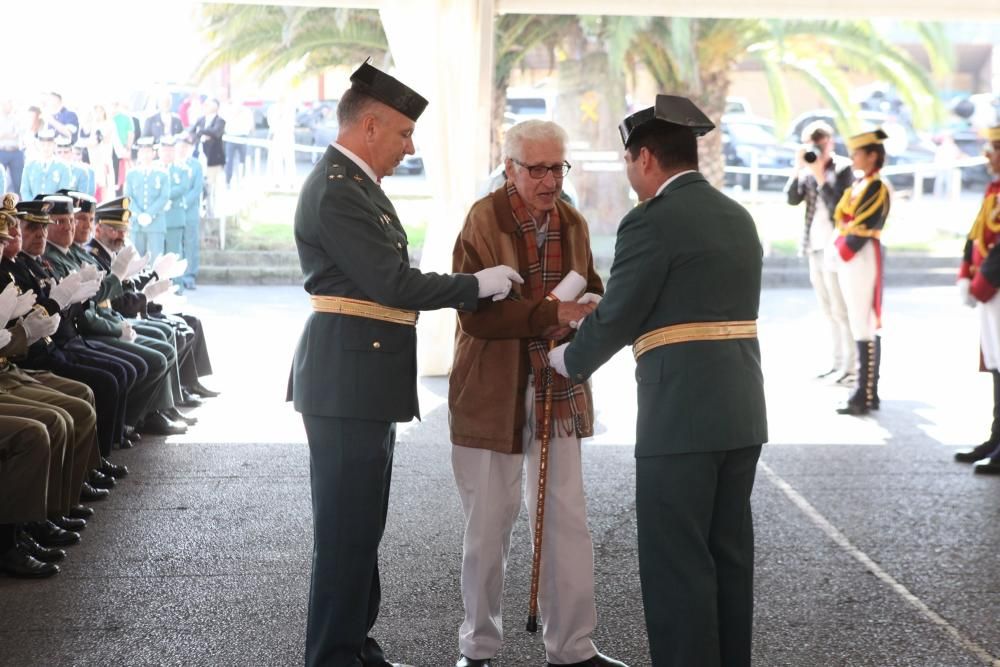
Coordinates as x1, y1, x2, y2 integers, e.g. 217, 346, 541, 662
166, 407, 198, 426
52, 516, 86, 532
974, 458, 1000, 475
100, 457, 128, 479
125, 426, 142, 443
955, 441, 998, 463
80, 482, 110, 502
836, 402, 869, 416
118, 436, 135, 450
140, 412, 187, 436
24, 520, 80, 547
187, 381, 220, 398
0, 546, 59, 578
89, 469, 116, 490
17, 530, 66, 563
68, 504, 94, 519
456, 655, 492, 667
177, 389, 203, 408
548, 653, 629, 667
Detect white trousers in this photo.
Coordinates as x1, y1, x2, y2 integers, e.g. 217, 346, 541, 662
836, 242, 879, 341
451, 380, 598, 663
980, 293, 1000, 370
808, 249, 855, 374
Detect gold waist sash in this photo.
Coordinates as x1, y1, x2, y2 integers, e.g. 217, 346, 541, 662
633, 320, 757, 360
310, 295, 417, 326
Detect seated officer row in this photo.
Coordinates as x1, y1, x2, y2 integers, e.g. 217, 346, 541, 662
0, 190, 219, 578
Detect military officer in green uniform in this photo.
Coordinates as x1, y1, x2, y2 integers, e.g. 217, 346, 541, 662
549, 96, 768, 667
287, 61, 520, 667
20, 130, 71, 202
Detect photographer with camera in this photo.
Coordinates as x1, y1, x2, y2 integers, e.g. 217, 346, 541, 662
786, 120, 856, 383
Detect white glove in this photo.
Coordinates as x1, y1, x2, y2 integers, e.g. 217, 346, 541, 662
127, 252, 151, 280
21, 309, 59, 345
79, 263, 100, 283
570, 292, 603, 329
110, 245, 137, 280
49, 272, 83, 309
0, 282, 17, 323
142, 278, 172, 301
548, 342, 570, 378
137, 212, 153, 227
957, 278, 977, 308
152, 253, 181, 280
474, 265, 524, 302
119, 321, 137, 342
0, 327, 11, 350
12, 290, 36, 319
72, 279, 101, 304
172, 258, 188, 279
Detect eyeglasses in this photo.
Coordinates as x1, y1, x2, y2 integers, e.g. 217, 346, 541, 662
512, 159, 571, 179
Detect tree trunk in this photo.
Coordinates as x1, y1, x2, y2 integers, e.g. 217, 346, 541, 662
692, 69, 730, 190
556, 47, 631, 236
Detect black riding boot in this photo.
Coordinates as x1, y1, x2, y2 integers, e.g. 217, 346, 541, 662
837, 340, 874, 415
956, 369, 1000, 462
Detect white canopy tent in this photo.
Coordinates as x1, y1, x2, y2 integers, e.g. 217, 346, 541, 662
214, 0, 998, 373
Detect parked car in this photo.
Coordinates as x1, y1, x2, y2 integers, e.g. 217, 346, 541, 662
721, 114, 796, 190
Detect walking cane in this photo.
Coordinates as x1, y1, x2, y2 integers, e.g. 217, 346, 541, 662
527, 339, 556, 633
526, 271, 586, 633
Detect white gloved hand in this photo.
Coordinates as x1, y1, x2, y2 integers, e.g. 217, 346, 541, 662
137, 213, 153, 227
474, 265, 524, 302
119, 321, 137, 342
0, 282, 18, 323
548, 342, 570, 378
72, 279, 101, 304
79, 263, 100, 283
152, 253, 180, 280
172, 258, 188, 279
569, 292, 603, 329
0, 327, 11, 350
127, 252, 151, 280
142, 278, 172, 301
957, 278, 977, 308
110, 245, 137, 280
21, 309, 59, 345
49, 272, 83, 309
12, 290, 36, 319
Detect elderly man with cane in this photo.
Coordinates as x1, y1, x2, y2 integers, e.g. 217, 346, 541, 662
448, 119, 627, 667
550, 96, 768, 667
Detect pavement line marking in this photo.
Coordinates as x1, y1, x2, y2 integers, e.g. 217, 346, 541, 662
759, 462, 1000, 667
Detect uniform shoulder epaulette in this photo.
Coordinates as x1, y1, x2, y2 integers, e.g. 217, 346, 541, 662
327, 163, 348, 182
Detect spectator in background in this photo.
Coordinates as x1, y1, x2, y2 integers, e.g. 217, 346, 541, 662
43, 92, 79, 144
178, 92, 203, 129
219, 93, 254, 187
111, 99, 135, 195
266, 96, 296, 190
177, 135, 203, 290
933, 131, 964, 199
143, 94, 183, 143
87, 105, 117, 200
23, 106, 44, 161
0, 99, 26, 194
190, 99, 225, 218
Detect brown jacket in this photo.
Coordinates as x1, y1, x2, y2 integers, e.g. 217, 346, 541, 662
449, 188, 603, 453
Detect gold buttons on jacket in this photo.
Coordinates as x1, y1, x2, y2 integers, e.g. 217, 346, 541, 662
372, 341, 381, 350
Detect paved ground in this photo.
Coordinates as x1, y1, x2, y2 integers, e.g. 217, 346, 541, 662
1, 285, 998, 667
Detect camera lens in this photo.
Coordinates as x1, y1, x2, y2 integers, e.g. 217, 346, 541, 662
803, 149, 818, 164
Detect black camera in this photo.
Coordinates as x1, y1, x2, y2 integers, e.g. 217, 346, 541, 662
803, 145, 821, 163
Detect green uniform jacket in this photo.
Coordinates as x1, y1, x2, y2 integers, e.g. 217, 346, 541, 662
565, 172, 768, 456
288, 145, 479, 422
43, 242, 123, 338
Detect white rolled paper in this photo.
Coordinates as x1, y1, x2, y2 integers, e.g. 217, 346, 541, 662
548, 270, 586, 302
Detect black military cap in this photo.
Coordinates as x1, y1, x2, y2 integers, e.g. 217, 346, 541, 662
55, 136, 73, 149
98, 196, 131, 211
618, 94, 716, 147
136, 136, 156, 149
159, 134, 177, 147
36, 194, 77, 215
16, 199, 54, 224
94, 207, 131, 228
57, 189, 97, 213
349, 59, 428, 122
36, 128, 57, 142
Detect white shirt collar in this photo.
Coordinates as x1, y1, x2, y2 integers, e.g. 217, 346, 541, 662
654, 169, 698, 198
332, 141, 379, 185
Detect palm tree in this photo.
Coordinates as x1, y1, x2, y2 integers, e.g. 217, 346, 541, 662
609, 17, 948, 185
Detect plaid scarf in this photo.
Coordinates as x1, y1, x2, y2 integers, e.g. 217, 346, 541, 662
506, 180, 590, 439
